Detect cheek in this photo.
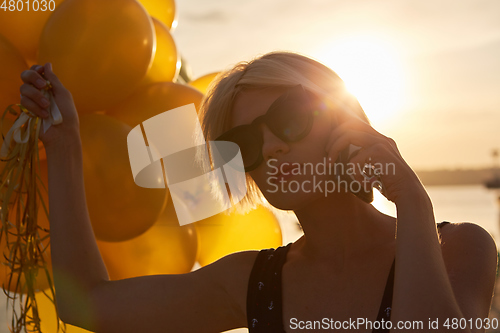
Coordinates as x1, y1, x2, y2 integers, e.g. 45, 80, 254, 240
248, 169, 269, 190
299, 118, 332, 158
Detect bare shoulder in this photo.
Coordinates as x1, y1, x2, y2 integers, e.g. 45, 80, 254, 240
438, 222, 498, 318
198, 249, 259, 291
193, 250, 260, 323
439, 222, 497, 263
202, 249, 260, 276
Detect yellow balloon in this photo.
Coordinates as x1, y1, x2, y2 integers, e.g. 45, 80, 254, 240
140, 17, 180, 86
97, 197, 198, 278
194, 206, 282, 266
0, 34, 29, 116
105, 82, 204, 128
0, 0, 65, 65
138, 0, 177, 31
33, 291, 94, 332
38, 0, 155, 113
188, 72, 220, 95
79, 114, 168, 242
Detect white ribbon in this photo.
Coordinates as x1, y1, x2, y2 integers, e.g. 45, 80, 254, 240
0, 88, 62, 159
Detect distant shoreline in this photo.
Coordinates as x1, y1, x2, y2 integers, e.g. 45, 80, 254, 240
416, 168, 498, 186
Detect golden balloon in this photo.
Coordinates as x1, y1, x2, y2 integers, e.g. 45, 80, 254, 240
97, 196, 198, 279
195, 206, 282, 266
106, 82, 204, 128
140, 17, 180, 86
0, 0, 65, 65
138, 0, 177, 31
188, 72, 221, 95
0, 35, 29, 117
79, 114, 168, 242
38, 0, 155, 113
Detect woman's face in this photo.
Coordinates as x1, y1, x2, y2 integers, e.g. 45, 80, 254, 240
230, 87, 337, 210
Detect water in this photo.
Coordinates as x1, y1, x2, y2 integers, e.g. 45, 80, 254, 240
279, 184, 500, 248
0, 185, 498, 332
373, 185, 500, 243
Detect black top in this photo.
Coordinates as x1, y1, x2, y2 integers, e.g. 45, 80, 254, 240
247, 221, 451, 332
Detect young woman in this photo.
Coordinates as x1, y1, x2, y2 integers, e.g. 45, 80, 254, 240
19, 52, 497, 333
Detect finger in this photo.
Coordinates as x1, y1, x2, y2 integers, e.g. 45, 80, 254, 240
347, 145, 387, 184
326, 117, 397, 157
343, 146, 369, 182
43, 62, 66, 94
20, 95, 49, 118
20, 69, 47, 89
20, 84, 51, 110
327, 119, 378, 148
29, 64, 44, 73
384, 136, 399, 154
325, 120, 378, 153
326, 130, 384, 163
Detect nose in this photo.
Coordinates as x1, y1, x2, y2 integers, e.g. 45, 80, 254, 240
260, 123, 290, 162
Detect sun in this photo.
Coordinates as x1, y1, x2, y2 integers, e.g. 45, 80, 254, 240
312, 34, 407, 129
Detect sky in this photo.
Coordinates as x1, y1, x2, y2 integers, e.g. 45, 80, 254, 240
172, 0, 500, 170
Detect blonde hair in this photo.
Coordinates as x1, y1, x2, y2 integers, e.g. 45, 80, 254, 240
198, 51, 369, 213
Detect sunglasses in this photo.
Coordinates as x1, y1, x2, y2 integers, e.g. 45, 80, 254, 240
215, 85, 324, 172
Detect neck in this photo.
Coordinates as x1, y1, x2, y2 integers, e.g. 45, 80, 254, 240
292, 192, 396, 268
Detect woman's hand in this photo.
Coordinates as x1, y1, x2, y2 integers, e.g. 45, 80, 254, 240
20, 63, 80, 148
324, 107, 426, 204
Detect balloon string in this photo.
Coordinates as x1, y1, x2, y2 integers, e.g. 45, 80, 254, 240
0, 78, 64, 333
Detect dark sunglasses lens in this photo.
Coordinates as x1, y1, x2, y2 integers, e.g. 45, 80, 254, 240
220, 127, 262, 170
269, 94, 311, 141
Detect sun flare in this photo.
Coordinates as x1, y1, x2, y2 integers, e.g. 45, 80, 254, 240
313, 34, 407, 128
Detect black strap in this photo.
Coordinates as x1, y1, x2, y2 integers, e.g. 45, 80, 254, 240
373, 258, 396, 332
247, 243, 291, 332
438, 221, 450, 228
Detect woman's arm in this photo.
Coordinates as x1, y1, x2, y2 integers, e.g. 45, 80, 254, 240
45, 135, 109, 324
87, 250, 255, 333
391, 186, 497, 332
390, 187, 497, 333
47, 137, 254, 332
325, 109, 498, 333
21, 64, 253, 332
19, 62, 111, 323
